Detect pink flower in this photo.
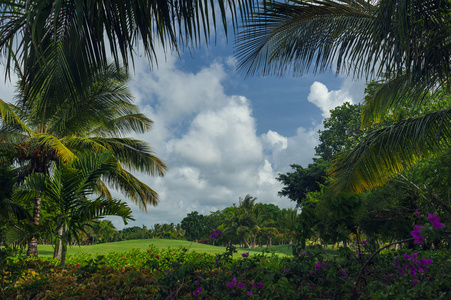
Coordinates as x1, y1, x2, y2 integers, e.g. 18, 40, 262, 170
410, 225, 424, 244
428, 213, 445, 230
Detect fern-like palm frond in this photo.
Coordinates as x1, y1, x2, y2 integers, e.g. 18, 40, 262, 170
330, 108, 451, 193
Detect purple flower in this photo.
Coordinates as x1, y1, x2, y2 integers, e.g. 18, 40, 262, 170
404, 254, 410, 260
339, 269, 346, 277
237, 282, 245, 288
215, 258, 219, 263
418, 258, 433, 266
194, 280, 199, 285
360, 240, 367, 245
322, 262, 326, 268
410, 225, 424, 244
256, 282, 264, 288
226, 278, 237, 288
284, 268, 290, 273
242, 252, 249, 258
315, 261, 321, 270
414, 209, 421, 217
412, 279, 418, 286
411, 253, 418, 260
247, 291, 253, 295
428, 213, 445, 230
300, 252, 306, 256
194, 287, 202, 296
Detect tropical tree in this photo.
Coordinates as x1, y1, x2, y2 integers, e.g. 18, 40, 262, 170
0, 165, 30, 244
14, 152, 134, 267
181, 211, 207, 241
279, 208, 298, 244
236, 0, 451, 193
0, 62, 166, 256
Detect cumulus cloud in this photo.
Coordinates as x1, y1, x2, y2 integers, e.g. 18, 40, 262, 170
307, 81, 353, 118
0, 45, 349, 230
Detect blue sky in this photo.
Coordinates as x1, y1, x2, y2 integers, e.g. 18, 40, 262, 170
0, 34, 366, 230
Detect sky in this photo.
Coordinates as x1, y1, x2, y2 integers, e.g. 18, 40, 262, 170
0, 32, 366, 230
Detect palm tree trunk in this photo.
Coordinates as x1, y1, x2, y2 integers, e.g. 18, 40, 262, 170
27, 196, 41, 257
60, 243, 67, 268
53, 223, 63, 259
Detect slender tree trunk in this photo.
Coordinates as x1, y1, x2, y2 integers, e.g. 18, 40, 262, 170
53, 223, 63, 259
27, 196, 41, 257
60, 243, 67, 268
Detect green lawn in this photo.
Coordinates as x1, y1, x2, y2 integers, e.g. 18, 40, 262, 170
36, 239, 293, 258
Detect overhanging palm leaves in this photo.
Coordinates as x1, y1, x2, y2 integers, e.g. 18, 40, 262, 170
236, 0, 451, 192
0, 0, 258, 100
330, 108, 451, 193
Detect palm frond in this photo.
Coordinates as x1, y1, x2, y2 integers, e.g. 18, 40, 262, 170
361, 75, 449, 129
0, 0, 258, 79
30, 133, 77, 163
102, 165, 160, 211
89, 137, 167, 176
330, 108, 451, 193
0, 98, 33, 134
236, 0, 451, 87
236, 0, 376, 77
88, 114, 154, 137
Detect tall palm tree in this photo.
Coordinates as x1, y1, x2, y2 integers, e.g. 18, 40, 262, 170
14, 152, 135, 267
0, 0, 258, 103
0, 62, 166, 256
236, 0, 451, 193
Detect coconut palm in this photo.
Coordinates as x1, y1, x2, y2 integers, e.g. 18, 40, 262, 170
236, 0, 451, 193
0, 0, 258, 103
14, 152, 135, 267
0, 61, 166, 256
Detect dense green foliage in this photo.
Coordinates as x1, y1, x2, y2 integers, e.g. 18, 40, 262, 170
2, 242, 450, 299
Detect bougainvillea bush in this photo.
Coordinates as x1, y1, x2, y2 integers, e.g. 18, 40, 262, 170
3, 244, 450, 299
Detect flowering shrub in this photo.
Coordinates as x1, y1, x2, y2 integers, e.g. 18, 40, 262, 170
3, 246, 449, 299
3, 212, 449, 299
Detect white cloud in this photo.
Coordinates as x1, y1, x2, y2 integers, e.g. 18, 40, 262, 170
307, 81, 353, 118
0, 44, 349, 230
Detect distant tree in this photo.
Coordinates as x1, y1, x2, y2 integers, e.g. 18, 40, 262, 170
181, 211, 207, 241
276, 159, 329, 208
315, 103, 362, 161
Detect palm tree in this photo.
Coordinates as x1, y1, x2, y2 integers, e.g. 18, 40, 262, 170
0, 0, 258, 103
14, 152, 135, 267
236, 0, 451, 193
0, 62, 166, 256
280, 208, 298, 244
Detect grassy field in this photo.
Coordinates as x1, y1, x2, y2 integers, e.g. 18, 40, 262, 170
36, 239, 294, 258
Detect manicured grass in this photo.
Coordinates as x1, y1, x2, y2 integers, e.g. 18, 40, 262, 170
36, 239, 293, 258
